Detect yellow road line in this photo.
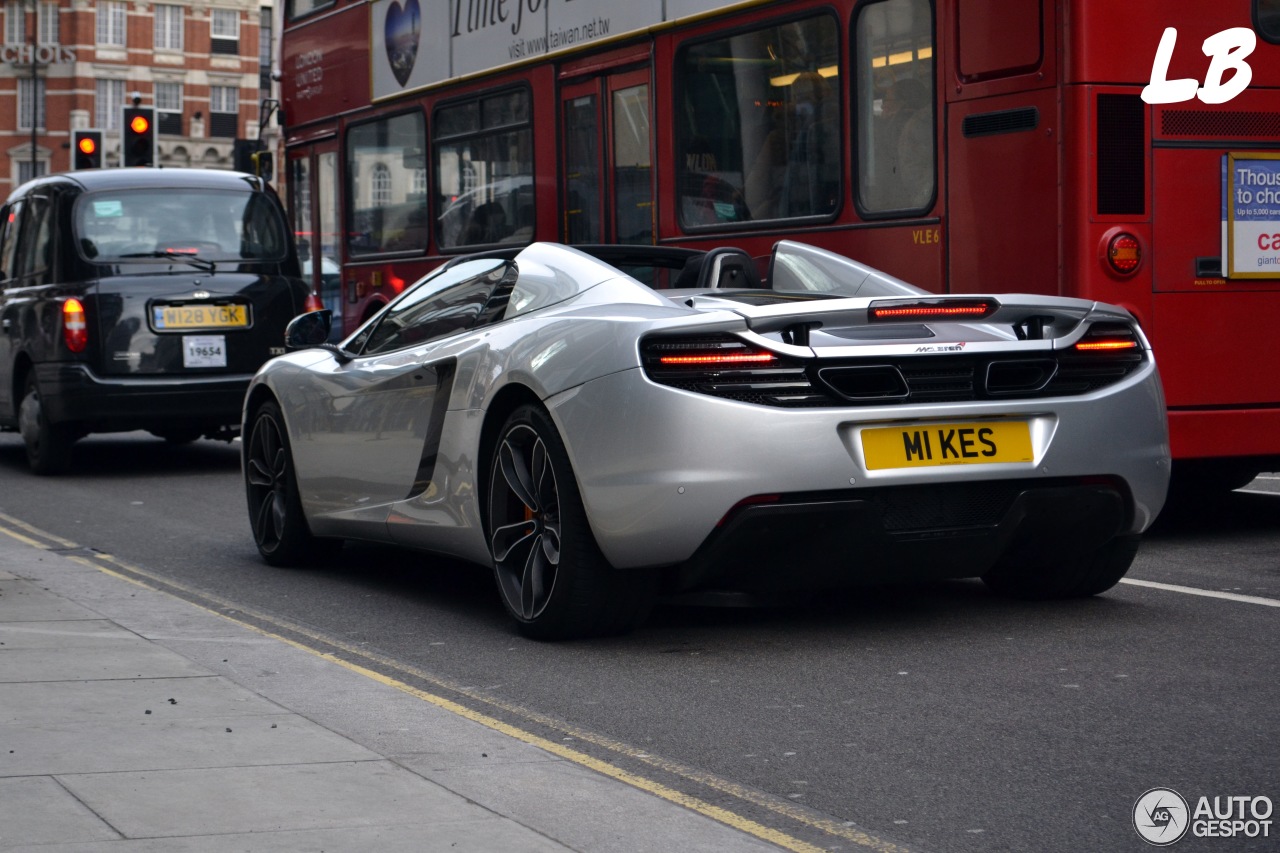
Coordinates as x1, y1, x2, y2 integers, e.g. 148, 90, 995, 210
0, 511, 78, 548
1, 522, 908, 852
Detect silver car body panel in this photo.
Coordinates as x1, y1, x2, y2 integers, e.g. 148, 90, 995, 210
247, 241, 1170, 574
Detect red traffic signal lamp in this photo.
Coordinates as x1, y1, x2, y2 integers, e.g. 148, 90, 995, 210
72, 129, 104, 170
121, 106, 156, 167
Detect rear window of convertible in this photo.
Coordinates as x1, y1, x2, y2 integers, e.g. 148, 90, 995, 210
74, 188, 289, 263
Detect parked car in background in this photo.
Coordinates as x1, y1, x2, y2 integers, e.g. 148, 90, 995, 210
0, 168, 314, 474
244, 241, 1170, 639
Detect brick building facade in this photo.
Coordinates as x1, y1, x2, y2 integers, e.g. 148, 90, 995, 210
0, 0, 273, 195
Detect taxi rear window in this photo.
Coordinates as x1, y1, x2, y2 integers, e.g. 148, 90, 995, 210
74, 188, 288, 263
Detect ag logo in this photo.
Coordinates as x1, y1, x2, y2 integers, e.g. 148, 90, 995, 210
1134, 788, 1190, 846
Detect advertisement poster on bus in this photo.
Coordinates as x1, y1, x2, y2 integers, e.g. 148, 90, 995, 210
1223, 153, 1280, 279
371, 0, 753, 100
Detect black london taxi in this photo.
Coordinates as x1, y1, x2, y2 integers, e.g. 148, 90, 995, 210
0, 168, 314, 473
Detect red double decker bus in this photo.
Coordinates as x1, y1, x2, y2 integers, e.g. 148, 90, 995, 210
279, 0, 1280, 487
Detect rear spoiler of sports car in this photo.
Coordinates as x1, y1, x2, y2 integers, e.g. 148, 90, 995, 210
725, 293, 1139, 351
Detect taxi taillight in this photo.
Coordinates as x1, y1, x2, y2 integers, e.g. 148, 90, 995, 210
303, 292, 324, 313
62, 298, 88, 353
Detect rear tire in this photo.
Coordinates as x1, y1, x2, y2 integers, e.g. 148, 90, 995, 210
487, 404, 655, 640
982, 534, 1141, 599
244, 400, 329, 566
18, 373, 73, 475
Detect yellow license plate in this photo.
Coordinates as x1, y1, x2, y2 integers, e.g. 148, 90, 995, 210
861, 421, 1033, 470
154, 304, 248, 330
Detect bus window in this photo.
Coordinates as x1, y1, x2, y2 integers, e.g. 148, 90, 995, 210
434, 88, 534, 250
1259, 0, 1280, 42
677, 14, 840, 226
612, 83, 652, 244
345, 111, 428, 256
855, 0, 935, 215
564, 94, 601, 243
285, 0, 335, 23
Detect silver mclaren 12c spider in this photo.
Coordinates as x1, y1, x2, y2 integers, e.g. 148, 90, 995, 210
242, 241, 1170, 639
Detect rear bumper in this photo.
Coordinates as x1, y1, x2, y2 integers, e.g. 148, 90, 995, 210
674, 479, 1128, 593
548, 361, 1169, 571
36, 362, 251, 434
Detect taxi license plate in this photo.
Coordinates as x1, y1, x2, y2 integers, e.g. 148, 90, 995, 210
154, 304, 248, 330
861, 421, 1033, 470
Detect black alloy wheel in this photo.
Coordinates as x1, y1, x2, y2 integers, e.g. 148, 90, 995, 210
244, 400, 326, 566
18, 373, 73, 475
487, 405, 655, 639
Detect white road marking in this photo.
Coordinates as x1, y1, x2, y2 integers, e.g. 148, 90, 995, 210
1120, 578, 1280, 607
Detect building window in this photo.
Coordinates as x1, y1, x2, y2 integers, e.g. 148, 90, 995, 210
259, 7, 272, 89
96, 1, 127, 46
210, 85, 239, 137
19, 77, 46, 131
155, 80, 183, 112
154, 3, 183, 50
211, 8, 238, 54
156, 81, 183, 134
18, 161, 48, 184
412, 168, 427, 196
372, 164, 391, 206
95, 79, 125, 130
5, 2, 24, 45
37, 1, 55, 44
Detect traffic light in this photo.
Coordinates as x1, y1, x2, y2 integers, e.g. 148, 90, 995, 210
71, 129, 104, 170
121, 106, 156, 167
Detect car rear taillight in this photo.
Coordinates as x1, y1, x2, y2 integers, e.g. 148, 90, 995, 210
641, 334, 825, 407
658, 351, 777, 366
868, 298, 997, 321
1106, 232, 1142, 276
1073, 322, 1141, 352
62, 298, 88, 353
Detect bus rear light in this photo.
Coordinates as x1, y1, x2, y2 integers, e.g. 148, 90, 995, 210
62, 298, 88, 353
1106, 233, 1142, 275
869, 299, 997, 321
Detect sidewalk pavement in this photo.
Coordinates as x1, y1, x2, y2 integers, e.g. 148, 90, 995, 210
0, 533, 781, 853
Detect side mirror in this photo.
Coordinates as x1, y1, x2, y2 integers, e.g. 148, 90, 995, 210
285, 309, 332, 350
